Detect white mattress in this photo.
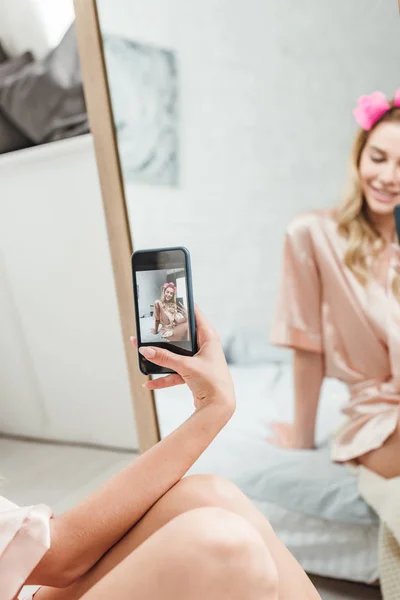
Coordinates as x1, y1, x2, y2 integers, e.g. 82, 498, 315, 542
155, 363, 379, 584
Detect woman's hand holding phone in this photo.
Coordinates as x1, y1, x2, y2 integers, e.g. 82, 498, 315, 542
131, 305, 236, 417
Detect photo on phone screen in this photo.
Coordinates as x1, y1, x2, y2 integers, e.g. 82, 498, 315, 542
132, 247, 196, 375
136, 268, 190, 345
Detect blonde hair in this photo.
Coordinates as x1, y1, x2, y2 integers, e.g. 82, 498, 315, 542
337, 104, 400, 298
161, 285, 178, 313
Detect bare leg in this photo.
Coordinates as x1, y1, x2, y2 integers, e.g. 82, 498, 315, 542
169, 321, 189, 341
36, 508, 278, 600
36, 475, 321, 600
357, 417, 400, 478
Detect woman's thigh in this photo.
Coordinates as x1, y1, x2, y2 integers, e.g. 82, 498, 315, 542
36, 475, 319, 600
35, 507, 277, 600
170, 322, 189, 341
357, 416, 400, 478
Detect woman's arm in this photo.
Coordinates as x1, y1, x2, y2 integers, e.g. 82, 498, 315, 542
269, 349, 324, 449
152, 301, 161, 333
27, 307, 235, 588
152, 319, 161, 334
292, 349, 325, 447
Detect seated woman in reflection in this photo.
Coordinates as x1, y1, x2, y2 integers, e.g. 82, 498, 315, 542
1, 307, 322, 600
269, 90, 400, 479
152, 282, 189, 341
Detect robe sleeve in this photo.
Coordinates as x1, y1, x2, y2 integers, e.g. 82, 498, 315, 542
271, 216, 323, 353
0, 496, 53, 600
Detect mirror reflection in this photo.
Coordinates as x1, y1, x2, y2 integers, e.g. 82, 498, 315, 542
97, 0, 400, 596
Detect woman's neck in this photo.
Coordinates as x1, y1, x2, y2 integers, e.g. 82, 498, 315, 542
366, 209, 396, 243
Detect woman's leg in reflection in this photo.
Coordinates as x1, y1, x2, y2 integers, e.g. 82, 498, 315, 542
36, 475, 321, 600
169, 321, 189, 341
357, 416, 400, 478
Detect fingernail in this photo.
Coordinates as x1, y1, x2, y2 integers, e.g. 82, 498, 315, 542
139, 347, 156, 358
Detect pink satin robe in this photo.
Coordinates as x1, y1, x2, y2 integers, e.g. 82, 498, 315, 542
271, 210, 400, 462
154, 300, 189, 341
0, 496, 52, 600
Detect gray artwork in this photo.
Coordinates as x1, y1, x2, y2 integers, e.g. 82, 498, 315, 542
103, 34, 178, 186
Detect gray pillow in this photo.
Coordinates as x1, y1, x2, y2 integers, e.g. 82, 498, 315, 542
237, 443, 378, 526
0, 52, 34, 154
225, 330, 291, 365
0, 24, 89, 144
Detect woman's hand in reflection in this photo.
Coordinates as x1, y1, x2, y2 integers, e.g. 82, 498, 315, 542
178, 301, 187, 314
151, 328, 158, 335
130, 305, 235, 415
267, 422, 315, 450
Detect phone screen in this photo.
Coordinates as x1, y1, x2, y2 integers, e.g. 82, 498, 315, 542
131, 247, 196, 374
395, 205, 400, 243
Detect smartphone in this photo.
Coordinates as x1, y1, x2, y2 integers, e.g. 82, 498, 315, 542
131, 246, 197, 375
395, 205, 400, 243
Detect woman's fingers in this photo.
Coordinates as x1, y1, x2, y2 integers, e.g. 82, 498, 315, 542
139, 346, 189, 374
143, 374, 185, 390
267, 435, 282, 447
267, 423, 287, 447
130, 337, 185, 386
193, 304, 218, 345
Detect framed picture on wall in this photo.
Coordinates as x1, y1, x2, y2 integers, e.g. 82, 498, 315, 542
103, 34, 179, 187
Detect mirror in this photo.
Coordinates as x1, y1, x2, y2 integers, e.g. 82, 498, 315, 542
0, 0, 140, 517
87, 0, 399, 594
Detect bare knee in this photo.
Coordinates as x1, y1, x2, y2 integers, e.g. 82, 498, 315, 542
173, 475, 275, 535
175, 474, 247, 508
166, 507, 279, 595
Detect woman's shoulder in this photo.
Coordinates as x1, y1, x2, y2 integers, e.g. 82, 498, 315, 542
0, 497, 53, 599
286, 208, 337, 239
0, 496, 53, 553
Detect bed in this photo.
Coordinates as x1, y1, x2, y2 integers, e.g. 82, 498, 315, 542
155, 357, 380, 584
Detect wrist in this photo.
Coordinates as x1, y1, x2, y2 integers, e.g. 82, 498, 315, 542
198, 395, 236, 422
292, 425, 315, 448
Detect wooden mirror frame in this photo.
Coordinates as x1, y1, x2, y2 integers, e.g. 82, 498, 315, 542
73, 0, 161, 453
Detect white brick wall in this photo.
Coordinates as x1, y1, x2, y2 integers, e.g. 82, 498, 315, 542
97, 0, 399, 341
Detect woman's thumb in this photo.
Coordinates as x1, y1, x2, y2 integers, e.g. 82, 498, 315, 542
139, 346, 184, 371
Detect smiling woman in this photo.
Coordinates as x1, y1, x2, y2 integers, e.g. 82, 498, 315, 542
338, 93, 400, 294
270, 89, 400, 480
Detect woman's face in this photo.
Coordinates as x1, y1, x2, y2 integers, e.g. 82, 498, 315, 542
164, 287, 174, 301
359, 121, 400, 217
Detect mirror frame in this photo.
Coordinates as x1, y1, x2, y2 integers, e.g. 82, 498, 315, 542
73, 0, 161, 452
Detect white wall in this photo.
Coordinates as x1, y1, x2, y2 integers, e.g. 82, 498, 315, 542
137, 270, 166, 316
97, 0, 400, 342
0, 135, 138, 449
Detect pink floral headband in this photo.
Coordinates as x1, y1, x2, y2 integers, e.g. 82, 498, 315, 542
163, 282, 176, 289
353, 90, 400, 131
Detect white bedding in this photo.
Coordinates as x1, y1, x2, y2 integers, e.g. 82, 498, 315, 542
155, 363, 379, 584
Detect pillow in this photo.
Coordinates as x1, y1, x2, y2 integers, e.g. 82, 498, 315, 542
0, 24, 89, 144
0, 52, 33, 153
236, 442, 378, 526
224, 330, 292, 365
